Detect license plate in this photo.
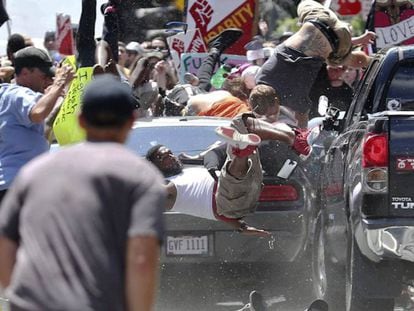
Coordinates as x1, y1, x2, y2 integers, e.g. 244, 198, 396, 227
166, 235, 209, 256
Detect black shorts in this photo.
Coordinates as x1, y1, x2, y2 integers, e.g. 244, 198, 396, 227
256, 44, 324, 113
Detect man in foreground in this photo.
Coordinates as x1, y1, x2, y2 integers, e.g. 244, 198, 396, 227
0, 75, 165, 311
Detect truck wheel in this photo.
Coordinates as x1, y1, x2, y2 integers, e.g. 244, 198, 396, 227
346, 235, 395, 311
312, 213, 345, 311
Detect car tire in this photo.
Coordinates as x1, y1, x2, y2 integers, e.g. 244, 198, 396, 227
345, 235, 395, 311
312, 213, 345, 311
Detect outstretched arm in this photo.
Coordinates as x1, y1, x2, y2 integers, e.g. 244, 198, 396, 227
129, 57, 152, 89
352, 30, 376, 46
30, 64, 75, 123
222, 219, 270, 237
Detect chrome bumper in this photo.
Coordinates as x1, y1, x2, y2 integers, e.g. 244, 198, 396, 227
366, 226, 414, 262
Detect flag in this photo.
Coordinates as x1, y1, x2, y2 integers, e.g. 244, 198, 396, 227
0, 0, 9, 28
56, 14, 75, 56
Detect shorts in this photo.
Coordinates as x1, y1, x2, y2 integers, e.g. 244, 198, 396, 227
256, 44, 324, 113
215, 114, 263, 219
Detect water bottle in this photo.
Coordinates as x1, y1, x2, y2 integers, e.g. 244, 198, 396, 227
210, 64, 231, 89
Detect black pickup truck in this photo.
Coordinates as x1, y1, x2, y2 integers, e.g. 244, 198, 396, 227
312, 45, 414, 311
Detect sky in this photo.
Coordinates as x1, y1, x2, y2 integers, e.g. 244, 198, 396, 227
0, 0, 106, 54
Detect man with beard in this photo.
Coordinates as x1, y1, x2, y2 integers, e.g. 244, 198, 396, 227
146, 140, 270, 237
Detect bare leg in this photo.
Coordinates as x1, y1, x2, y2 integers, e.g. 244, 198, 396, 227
95, 39, 112, 67
295, 111, 309, 129
77, 0, 96, 68
244, 117, 295, 145
226, 156, 249, 179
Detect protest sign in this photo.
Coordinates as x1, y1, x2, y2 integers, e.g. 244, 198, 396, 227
179, 52, 247, 83
0, 0, 9, 28
56, 13, 75, 56
329, 0, 371, 17
185, 0, 258, 55
167, 28, 208, 72
365, 0, 414, 49
53, 56, 93, 145
375, 15, 414, 48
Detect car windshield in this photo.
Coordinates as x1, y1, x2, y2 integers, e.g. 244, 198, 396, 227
126, 125, 221, 156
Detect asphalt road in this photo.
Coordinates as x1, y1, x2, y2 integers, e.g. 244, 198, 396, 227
155, 261, 315, 311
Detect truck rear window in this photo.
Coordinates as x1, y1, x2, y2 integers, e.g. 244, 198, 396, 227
385, 62, 414, 111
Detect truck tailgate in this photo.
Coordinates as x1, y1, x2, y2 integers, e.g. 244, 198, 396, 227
389, 116, 414, 216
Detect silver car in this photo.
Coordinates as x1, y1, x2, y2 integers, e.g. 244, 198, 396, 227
126, 116, 317, 265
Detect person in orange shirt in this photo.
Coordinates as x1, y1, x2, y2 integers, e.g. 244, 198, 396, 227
197, 93, 251, 118
186, 84, 279, 121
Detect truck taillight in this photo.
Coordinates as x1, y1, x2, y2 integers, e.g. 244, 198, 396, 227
362, 133, 388, 167
362, 133, 388, 193
259, 185, 298, 202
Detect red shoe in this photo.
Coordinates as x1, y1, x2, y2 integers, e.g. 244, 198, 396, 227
216, 126, 261, 157
292, 128, 313, 160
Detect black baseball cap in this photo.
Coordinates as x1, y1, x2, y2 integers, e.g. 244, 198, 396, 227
81, 74, 138, 127
14, 46, 55, 77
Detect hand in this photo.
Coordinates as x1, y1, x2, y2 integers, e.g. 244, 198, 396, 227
352, 30, 376, 46
0, 66, 15, 81
239, 225, 271, 237
362, 30, 376, 45
54, 64, 76, 88
154, 60, 167, 75
130, 57, 152, 87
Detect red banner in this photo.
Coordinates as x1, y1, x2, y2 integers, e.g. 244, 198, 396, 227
186, 0, 258, 55
336, 0, 362, 15
56, 14, 75, 56
368, 0, 414, 48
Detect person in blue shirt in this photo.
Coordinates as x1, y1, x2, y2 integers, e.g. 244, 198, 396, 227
0, 46, 75, 203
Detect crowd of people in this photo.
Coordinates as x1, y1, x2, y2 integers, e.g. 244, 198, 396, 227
0, 0, 377, 310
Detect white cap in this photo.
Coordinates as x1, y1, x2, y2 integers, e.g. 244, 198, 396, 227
246, 49, 265, 61
241, 65, 260, 89
263, 47, 273, 58
126, 41, 144, 55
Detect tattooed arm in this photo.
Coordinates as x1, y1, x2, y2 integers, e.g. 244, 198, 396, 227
283, 23, 332, 59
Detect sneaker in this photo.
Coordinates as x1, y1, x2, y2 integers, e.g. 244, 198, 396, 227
292, 128, 313, 161
215, 126, 261, 150
207, 28, 243, 54
305, 299, 329, 311
249, 291, 266, 311
100, 1, 121, 15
